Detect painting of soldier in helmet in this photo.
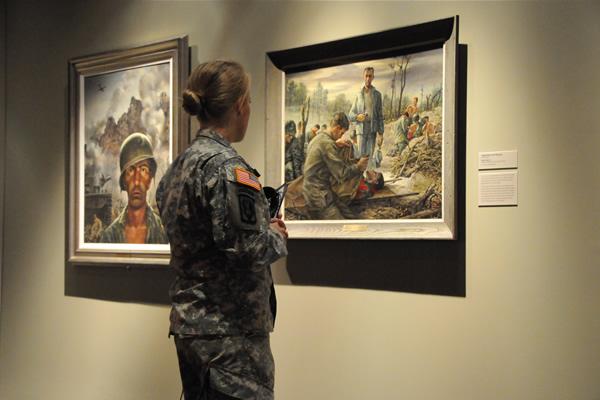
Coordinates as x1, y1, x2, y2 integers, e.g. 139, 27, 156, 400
68, 38, 188, 264
83, 65, 169, 245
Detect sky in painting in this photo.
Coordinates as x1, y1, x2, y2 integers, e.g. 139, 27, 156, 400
84, 62, 170, 140
287, 48, 442, 103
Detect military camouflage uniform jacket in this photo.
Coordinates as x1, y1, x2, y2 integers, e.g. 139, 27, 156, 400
156, 129, 288, 337
100, 204, 167, 243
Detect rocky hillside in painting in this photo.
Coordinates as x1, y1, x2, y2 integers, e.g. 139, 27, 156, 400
98, 97, 146, 156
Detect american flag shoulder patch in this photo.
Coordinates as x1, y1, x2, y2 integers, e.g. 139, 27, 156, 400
234, 167, 262, 191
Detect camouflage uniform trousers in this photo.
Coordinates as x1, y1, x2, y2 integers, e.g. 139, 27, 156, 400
174, 334, 275, 400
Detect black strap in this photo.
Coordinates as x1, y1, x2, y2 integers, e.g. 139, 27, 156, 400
199, 150, 228, 169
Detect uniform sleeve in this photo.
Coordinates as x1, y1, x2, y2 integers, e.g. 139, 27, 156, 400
204, 160, 287, 270
323, 142, 362, 184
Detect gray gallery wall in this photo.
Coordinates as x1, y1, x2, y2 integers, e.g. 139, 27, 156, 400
1, 1, 600, 399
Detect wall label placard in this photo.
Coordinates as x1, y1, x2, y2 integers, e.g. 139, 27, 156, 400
478, 150, 518, 170
478, 170, 518, 206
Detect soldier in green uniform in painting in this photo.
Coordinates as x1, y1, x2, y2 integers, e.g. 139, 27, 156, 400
101, 132, 167, 244
389, 111, 410, 157
302, 112, 369, 219
284, 120, 304, 182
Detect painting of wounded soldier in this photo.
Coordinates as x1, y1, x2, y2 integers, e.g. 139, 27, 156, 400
284, 49, 444, 220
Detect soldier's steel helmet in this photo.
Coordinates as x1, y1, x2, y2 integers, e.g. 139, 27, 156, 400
284, 120, 296, 134
119, 132, 157, 190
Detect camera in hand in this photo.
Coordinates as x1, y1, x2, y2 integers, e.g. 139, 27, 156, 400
263, 183, 288, 218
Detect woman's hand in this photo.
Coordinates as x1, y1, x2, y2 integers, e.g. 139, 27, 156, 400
270, 217, 288, 239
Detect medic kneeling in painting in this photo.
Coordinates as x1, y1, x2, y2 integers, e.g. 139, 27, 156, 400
285, 111, 385, 220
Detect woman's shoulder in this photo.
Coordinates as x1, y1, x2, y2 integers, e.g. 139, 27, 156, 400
219, 156, 258, 183
201, 155, 262, 192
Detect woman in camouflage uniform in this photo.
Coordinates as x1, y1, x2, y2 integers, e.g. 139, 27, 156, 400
156, 60, 288, 400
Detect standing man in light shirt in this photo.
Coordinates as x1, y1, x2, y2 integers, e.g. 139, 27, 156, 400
348, 67, 384, 170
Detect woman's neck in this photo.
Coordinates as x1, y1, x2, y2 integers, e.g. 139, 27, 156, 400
201, 120, 237, 143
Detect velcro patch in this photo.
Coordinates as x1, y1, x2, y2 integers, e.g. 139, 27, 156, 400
238, 191, 257, 225
234, 167, 262, 191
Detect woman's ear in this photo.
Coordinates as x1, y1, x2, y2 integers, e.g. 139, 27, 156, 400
235, 96, 244, 115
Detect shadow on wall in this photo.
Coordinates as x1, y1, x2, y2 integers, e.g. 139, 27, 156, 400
65, 263, 175, 305
65, 47, 467, 304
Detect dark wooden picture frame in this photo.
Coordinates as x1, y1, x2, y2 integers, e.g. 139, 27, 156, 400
67, 37, 189, 267
266, 17, 458, 240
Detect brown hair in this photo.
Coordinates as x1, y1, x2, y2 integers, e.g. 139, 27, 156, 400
330, 112, 350, 130
181, 60, 249, 126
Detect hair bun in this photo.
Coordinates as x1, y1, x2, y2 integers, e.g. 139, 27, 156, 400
182, 89, 203, 116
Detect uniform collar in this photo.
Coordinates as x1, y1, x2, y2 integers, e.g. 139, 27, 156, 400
362, 85, 375, 94
116, 203, 152, 224
196, 128, 232, 148
115, 203, 158, 242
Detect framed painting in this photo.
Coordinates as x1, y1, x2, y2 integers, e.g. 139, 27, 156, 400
266, 17, 458, 239
67, 37, 189, 266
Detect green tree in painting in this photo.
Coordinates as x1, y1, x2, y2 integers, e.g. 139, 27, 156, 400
328, 93, 352, 117
311, 82, 328, 124
382, 94, 393, 122
285, 80, 296, 107
286, 80, 307, 107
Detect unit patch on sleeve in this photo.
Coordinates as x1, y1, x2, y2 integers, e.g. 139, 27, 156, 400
238, 190, 257, 225
228, 184, 261, 230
